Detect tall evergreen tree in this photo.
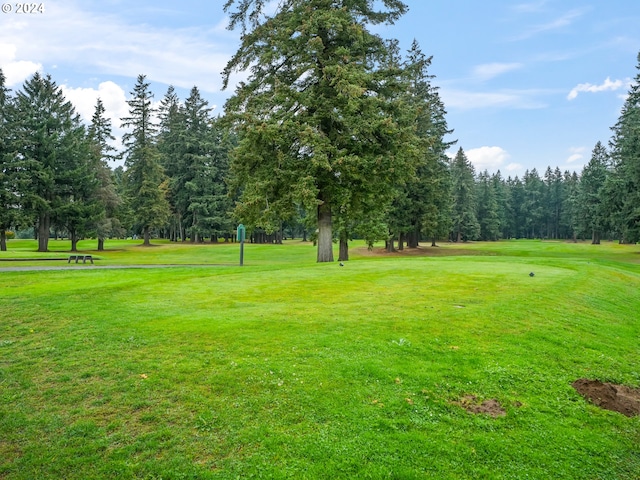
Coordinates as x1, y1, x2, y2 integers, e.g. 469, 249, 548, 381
121, 74, 170, 246
223, 0, 418, 262
0, 69, 20, 251
11, 73, 89, 252
401, 40, 455, 249
87, 98, 122, 250
450, 148, 479, 242
181, 86, 221, 242
476, 170, 500, 240
491, 171, 509, 239
522, 169, 545, 238
609, 51, 640, 242
576, 141, 609, 244
207, 117, 235, 242
561, 170, 580, 242
157, 86, 186, 241
543, 167, 564, 239
505, 176, 525, 239
52, 132, 101, 252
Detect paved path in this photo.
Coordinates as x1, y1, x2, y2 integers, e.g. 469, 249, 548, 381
0, 264, 232, 272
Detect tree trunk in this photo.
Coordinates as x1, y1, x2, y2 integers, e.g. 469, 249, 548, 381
386, 238, 395, 253
398, 232, 404, 251
407, 227, 419, 248
143, 226, 151, 246
431, 237, 438, 247
38, 213, 50, 252
317, 201, 333, 262
0, 230, 6, 251
98, 238, 105, 251
592, 229, 600, 245
70, 230, 78, 252
338, 231, 349, 261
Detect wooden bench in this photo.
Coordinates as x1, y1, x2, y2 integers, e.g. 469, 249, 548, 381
68, 254, 94, 264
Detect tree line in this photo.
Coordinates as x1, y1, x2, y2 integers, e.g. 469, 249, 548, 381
1, 0, 639, 260
452, 50, 640, 246
0, 71, 236, 252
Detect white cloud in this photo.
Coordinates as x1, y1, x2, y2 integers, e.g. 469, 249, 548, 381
0, 1, 237, 94
473, 63, 523, 81
61, 81, 128, 124
567, 77, 628, 100
566, 147, 586, 163
60, 81, 130, 160
505, 162, 524, 173
466, 146, 511, 171
0, 43, 42, 86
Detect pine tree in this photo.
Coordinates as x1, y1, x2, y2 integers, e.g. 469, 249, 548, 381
522, 169, 545, 238
87, 98, 122, 250
121, 74, 170, 246
544, 167, 564, 239
206, 117, 235, 242
561, 170, 580, 242
223, 0, 417, 262
609, 51, 640, 242
505, 176, 525, 239
11, 73, 90, 252
491, 171, 509, 239
0, 69, 19, 251
182, 86, 218, 243
157, 86, 185, 241
476, 170, 500, 240
450, 148, 479, 242
401, 40, 455, 249
576, 141, 609, 244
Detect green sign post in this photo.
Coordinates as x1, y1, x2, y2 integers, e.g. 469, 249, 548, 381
237, 224, 246, 266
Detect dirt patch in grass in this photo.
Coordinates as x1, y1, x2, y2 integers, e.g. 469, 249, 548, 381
572, 379, 640, 417
353, 245, 493, 258
454, 395, 506, 418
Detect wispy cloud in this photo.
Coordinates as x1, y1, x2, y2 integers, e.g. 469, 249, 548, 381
566, 146, 587, 163
472, 63, 523, 81
567, 77, 629, 100
440, 88, 548, 110
512, 1, 549, 14
512, 8, 589, 40
0, 1, 237, 93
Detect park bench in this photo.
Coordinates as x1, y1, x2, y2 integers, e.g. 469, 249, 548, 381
68, 254, 94, 264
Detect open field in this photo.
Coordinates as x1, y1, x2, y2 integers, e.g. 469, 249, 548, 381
1, 239, 639, 479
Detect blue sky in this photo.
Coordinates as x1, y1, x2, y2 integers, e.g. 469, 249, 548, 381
1, 0, 639, 177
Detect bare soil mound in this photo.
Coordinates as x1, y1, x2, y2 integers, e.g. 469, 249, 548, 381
454, 395, 506, 418
353, 245, 492, 258
572, 379, 640, 417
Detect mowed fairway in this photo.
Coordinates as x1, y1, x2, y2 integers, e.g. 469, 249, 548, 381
0, 240, 639, 479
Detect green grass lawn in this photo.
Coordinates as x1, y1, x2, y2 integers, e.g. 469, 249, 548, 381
0, 239, 639, 479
